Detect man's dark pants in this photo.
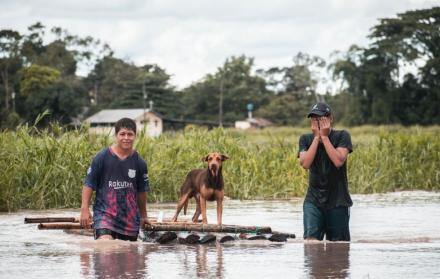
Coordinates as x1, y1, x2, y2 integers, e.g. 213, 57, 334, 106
303, 201, 350, 241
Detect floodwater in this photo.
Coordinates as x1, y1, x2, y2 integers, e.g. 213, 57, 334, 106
1, 191, 440, 279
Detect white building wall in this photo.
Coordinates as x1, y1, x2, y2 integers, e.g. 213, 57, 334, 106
87, 111, 163, 137
235, 121, 251, 130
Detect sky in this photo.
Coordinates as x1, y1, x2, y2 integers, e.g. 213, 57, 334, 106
1, 0, 438, 90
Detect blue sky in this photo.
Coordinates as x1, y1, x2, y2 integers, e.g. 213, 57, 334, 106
1, 0, 438, 90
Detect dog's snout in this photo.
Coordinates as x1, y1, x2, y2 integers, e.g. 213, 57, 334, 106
210, 163, 218, 171
209, 158, 221, 176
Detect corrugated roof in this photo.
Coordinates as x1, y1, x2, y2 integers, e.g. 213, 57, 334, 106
247, 117, 273, 127
85, 108, 149, 123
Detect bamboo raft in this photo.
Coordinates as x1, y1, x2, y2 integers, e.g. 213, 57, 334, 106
25, 216, 295, 244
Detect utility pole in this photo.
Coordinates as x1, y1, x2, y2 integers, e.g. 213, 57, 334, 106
94, 82, 99, 105
11, 91, 16, 113
219, 77, 224, 127
142, 82, 147, 128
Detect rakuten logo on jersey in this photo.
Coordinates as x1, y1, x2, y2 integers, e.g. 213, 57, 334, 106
108, 180, 134, 190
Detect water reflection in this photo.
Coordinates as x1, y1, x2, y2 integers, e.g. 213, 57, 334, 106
80, 243, 155, 279
78, 241, 225, 279
304, 242, 350, 278
178, 244, 224, 278
4, 192, 440, 278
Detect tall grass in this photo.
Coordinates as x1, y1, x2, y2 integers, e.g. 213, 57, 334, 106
0, 123, 111, 212
137, 126, 307, 202
349, 126, 440, 193
1, 124, 439, 212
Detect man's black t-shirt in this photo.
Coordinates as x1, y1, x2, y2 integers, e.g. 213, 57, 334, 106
298, 129, 353, 209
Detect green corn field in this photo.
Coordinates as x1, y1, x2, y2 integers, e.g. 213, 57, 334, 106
1, 123, 439, 212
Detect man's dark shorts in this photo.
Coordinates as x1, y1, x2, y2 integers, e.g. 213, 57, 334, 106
94, 228, 138, 242
303, 201, 350, 241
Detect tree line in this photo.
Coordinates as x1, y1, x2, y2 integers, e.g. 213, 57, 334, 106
1, 7, 439, 129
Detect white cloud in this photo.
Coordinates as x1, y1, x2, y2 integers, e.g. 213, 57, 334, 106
0, 0, 438, 89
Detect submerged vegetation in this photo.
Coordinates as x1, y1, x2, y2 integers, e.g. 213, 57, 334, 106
0, 124, 439, 212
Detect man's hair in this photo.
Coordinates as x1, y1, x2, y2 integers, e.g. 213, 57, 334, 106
114, 118, 137, 135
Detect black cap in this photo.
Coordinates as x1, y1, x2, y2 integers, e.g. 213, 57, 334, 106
307, 102, 332, 118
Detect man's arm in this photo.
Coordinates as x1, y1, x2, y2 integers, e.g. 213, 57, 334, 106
299, 137, 320, 169
80, 186, 93, 228
137, 192, 150, 228
299, 120, 320, 169
321, 138, 349, 168
319, 117, 349, 168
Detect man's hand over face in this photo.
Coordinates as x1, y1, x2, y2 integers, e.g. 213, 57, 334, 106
319, 117, 331, 137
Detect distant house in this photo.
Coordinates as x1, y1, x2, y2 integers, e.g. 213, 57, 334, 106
235, 117, 273, 130
84, 108, 163, 137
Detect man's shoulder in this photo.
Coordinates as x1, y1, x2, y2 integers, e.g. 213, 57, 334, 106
299, 133, 314, 142
331, 129, 351, 138
331, 129, 353, 151
132, 150, 147, 166
300, 133, 314, 139
95, 147, 110, 160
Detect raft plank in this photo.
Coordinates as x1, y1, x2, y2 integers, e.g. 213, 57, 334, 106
25, 217, 78, 223
144, 224, 272, 234
37, 220, 199, 230
26, 216, 194, 224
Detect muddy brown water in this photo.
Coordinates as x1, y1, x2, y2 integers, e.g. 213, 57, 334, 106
1, 191, 440, 278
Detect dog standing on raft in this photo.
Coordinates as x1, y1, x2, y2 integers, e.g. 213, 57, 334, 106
172, 152, 229, 225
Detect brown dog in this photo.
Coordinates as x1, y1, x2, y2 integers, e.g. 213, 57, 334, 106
171, 152, 229, 225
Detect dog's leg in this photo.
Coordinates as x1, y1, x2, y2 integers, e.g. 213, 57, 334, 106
216, 191, 224, 225
192, 210, 200, 223
172, 192, 190, 222
200, 196, 208, 224
216, 200, 223, 225
192, 195, 201, 223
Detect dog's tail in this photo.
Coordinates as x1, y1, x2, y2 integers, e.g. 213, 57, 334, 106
183, 199, 188, 215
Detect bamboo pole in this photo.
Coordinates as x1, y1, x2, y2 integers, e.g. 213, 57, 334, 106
271, 231, 296, 239
37, 223, 272, 234
33, 219, 291, 237
25, 217, 78, 223
38, 223, 88, 230
25, 216, 195, 224
37, 221, 197, 230
144, 224, 272, 234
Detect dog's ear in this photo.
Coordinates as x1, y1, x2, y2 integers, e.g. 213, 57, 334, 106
221, 154, 230, 161
202, 155, 209, 162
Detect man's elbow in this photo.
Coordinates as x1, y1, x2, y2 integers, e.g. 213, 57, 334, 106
299, 160, 311, 170
333, 157, 347, 168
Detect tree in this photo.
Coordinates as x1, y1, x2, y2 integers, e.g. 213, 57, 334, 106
0, 29, 22, 112
328, 7, 440, 125
138, 64, 179, 117
85, 56, 140, 107
34, 41, 77, 76
256, 95, 308, 125
86, 57, 177, 117
182, 55, 269, 123
50, 25, 112, 70
18, 64, 64, 123
330, 44, 399, 125
0, 22, 114, 127
20, 22, 45, 65
181, 74, 222, 122
25, 81, 83, 125
255, 52, 325, 125
259, 52, 325, 99
19, 64, 61, 97
368, 7, 440, 124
